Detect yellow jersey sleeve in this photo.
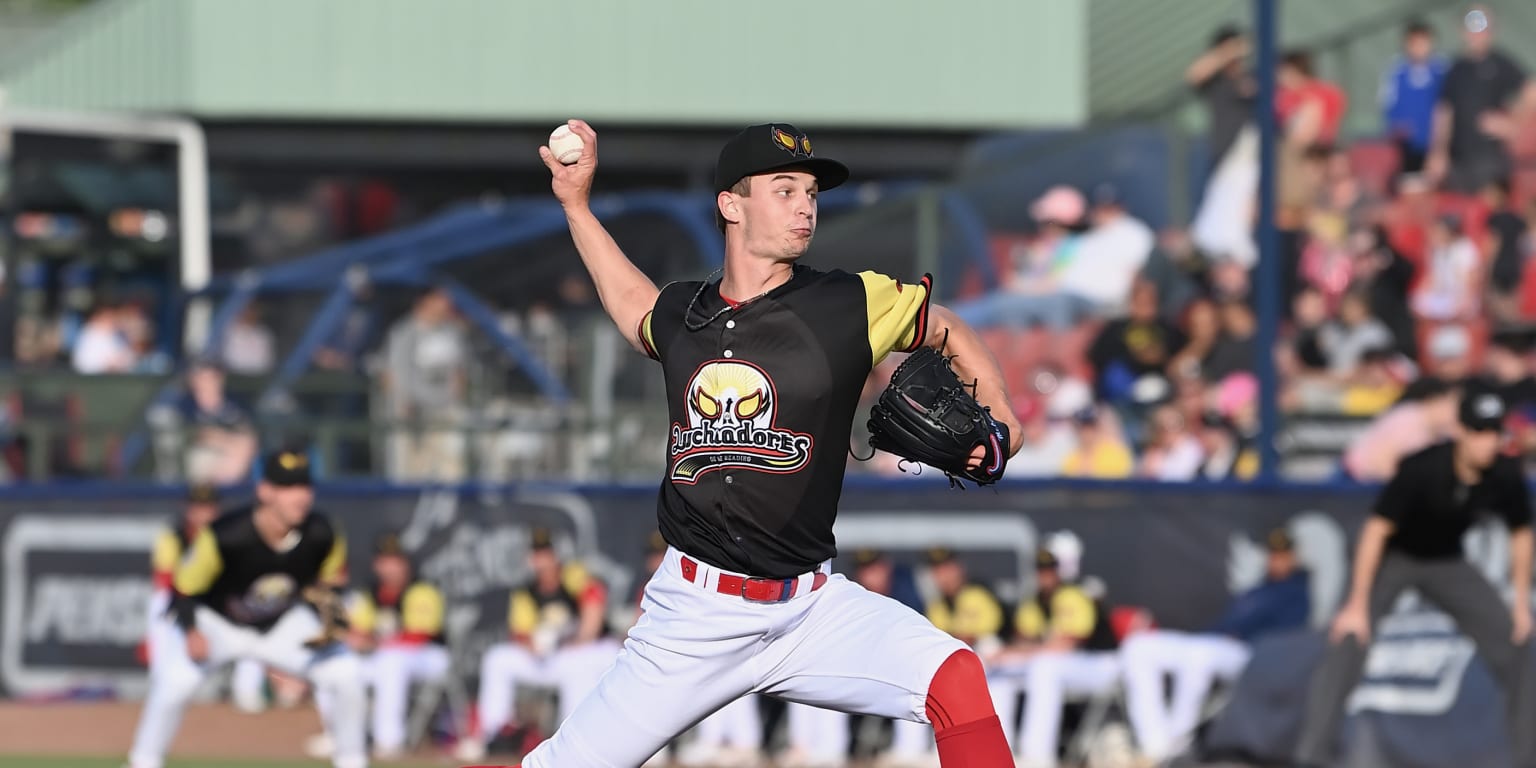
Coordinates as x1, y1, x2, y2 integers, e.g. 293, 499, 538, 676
1048, 587, 1097, 640
401, 583, 446, 636
319, 534, 347, 585
509, 590, 539, 635
638, 312, 659, 361
172, 528, 223, 596
859, 271, 933, 365
561, 563, 591, 596
349, 592, 378, 635
951, 585, 1004, 640
1016, 600, 1046, 640
151, 529, 183, 575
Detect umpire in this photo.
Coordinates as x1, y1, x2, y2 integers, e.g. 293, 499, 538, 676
1295, 390, 1535, 766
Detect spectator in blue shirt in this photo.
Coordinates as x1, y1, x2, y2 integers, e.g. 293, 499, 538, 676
1120, 528, 1311, 761
1381, 20, 1448, 175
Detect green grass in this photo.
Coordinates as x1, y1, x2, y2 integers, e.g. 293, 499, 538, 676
0, 759, 456, 768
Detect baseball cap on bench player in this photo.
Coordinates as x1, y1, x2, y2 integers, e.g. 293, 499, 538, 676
714, 123, 850, 193
1460, 390, 1508, 433
262, 449, 313, 487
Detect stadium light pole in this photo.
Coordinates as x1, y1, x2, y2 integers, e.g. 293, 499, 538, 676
1253, 0, 1282, 483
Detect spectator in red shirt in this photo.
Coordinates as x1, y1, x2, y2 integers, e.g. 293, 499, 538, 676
1277, 50, 1349, 148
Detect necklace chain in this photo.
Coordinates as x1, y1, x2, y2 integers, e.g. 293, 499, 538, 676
683, 267, 786, 331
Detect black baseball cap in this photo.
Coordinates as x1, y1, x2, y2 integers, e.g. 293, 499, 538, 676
186, 482, 220, 505
375, 532, 406, 557
1035, 547, 1060, 571
714, 123, 850, 193
1265, 527, 1295, 553
852, 548, 886, 568
530, 526, 555, 551
261, 450, 313, 487
1460, 390, 1507, 433
925, 546, 956, 566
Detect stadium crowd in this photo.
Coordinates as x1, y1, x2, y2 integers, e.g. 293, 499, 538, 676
5, 11, 1536, 491
862, 9, 1536, 484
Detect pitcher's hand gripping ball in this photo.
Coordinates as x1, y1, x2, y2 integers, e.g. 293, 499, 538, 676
548, 124, 585, 165
867, 345, 1010, 488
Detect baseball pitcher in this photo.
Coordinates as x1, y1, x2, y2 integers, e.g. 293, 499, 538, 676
489, 119, 1024, 768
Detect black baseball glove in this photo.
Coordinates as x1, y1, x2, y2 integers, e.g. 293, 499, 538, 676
302, 585, 351, 649
866, 345, 1010, 488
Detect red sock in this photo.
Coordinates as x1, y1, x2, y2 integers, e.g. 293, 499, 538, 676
927, 649, 1015, 767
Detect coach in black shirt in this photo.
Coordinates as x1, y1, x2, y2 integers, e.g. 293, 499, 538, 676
1296, 390, 1536, 766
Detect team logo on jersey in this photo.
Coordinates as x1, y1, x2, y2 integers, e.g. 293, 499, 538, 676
669, 360, 813, 484
231, 573, 297, 622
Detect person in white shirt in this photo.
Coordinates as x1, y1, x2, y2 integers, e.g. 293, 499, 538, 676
72, 302, 137, 374
1055, 186, 1155, 315
1137, 405, 1206, 481
956, 185, 1153, 331
1411, 214, 1481, 321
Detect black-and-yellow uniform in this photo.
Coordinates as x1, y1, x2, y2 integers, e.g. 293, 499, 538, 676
351, 580, 446, 645
1014, 584, 1117, 651
508, 563, 607, 639
173, 506, 347, 631
638, 266, 932, 578
925, 584, 1005, 645
151, 518, 199, 592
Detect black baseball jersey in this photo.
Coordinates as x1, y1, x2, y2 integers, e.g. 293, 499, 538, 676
353, 580, 446, 645
639, 265, 932, 578
1015, 585, 1118, 652
1374, 441, 1532, 560
508, 563, 607, 638
173, 506, 347, 630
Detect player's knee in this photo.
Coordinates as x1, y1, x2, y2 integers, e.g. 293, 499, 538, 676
485, 643, 531, 678
153, 666, 203, 700
311, 652, 365, 692
925, 649, 996, 733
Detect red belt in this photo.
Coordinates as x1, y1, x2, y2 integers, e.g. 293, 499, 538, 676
680, 555, 828, 603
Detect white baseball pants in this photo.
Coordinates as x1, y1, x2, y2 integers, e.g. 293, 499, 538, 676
367, 643, 453, 752
127, 605, 368, 768
1120, 630, 1249, 760
520, 546, 966, 768
475, 636, 623, 747
989, 650, 1121, 763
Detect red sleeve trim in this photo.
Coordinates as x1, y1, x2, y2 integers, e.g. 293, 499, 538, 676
900, 273, 934, 353
152, 571, 174, 591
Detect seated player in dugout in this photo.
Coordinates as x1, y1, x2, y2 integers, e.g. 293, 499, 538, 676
985, 546, 1120, 765
346, 532, 450, 760
459, 527, 616, 761
143, 483, 222, 661
127, 449, 368, 768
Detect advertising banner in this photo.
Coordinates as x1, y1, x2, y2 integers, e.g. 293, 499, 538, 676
0, 484, 1379, 697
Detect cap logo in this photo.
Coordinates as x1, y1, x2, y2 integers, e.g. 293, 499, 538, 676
278, 452, 307, 470
1476, 394, 1504, 419
770, 126, 812, 158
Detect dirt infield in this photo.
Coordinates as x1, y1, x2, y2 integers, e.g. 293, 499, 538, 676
0, 700, 330, 761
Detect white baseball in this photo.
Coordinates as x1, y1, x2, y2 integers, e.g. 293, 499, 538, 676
548, 124, 585, 165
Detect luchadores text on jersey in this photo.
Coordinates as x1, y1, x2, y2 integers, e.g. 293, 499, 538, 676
668, 359, 814, 484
